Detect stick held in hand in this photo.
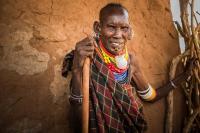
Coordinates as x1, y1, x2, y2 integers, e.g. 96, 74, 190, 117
82, 57, 90, 133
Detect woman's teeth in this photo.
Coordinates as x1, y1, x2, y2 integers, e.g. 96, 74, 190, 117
112, 42, 119, 45
114, 47, 120, 51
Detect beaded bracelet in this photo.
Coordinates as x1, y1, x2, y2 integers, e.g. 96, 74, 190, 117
69, 85, 83, 105
136, 84, 157, 101
69, 95, 82, 105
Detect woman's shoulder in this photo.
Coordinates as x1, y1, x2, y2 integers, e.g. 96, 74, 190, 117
129, 53, 139, 66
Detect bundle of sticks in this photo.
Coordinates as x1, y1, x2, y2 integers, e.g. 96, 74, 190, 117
166, 0, 200, 133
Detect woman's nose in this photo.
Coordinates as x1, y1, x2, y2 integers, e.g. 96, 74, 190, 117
113, 28, 123, 39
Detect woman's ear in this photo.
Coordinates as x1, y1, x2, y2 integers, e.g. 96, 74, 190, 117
128, 26, 133, 40
93, 21, 101, 34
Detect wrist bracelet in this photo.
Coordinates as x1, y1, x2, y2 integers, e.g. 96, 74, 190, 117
170, 80, 177, 89
69, 95, 82, 105
69, 87, 83, 105
137, 84, 157, 101
70, 92, 83, 98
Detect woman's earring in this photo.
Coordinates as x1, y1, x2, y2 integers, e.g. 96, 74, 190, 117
96, 32, 100, 39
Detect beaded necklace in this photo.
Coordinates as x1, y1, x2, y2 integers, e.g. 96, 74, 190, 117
99, 39, 129, 73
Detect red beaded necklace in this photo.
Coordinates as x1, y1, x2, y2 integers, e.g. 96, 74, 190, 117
98, 39, 129, 73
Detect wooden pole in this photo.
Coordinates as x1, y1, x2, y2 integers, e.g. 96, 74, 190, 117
82, 57, 90, 133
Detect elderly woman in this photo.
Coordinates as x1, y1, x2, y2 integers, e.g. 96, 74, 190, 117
62, 3, 188, 133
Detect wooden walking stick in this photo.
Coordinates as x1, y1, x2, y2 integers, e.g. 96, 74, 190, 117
82, 57, 90, 133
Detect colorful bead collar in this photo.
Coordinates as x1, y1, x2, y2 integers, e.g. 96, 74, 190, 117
98, 39, 129, 73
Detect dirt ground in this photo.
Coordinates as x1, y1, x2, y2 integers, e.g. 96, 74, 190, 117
0, 0, 186, 132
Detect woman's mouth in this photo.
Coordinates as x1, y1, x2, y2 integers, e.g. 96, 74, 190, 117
110, 42, 124, 51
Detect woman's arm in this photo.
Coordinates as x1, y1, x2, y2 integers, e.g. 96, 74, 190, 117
130, 54, 187, 102
69, 37, 95, 105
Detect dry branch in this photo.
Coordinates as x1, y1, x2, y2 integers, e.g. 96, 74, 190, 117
166, 0, 200, 132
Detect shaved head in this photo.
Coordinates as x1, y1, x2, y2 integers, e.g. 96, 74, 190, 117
99, 3, 129, 25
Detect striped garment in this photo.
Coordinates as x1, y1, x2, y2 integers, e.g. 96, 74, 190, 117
62, 50, 147, 133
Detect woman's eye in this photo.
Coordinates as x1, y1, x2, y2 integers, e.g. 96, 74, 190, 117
109, 25, 115, 28
107, 26, 115, 31
122, 27, 128, 32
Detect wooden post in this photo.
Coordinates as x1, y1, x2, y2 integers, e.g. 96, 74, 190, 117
82, 57, 90, 133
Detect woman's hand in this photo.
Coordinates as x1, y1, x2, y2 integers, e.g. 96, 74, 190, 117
73, 37, 96, 70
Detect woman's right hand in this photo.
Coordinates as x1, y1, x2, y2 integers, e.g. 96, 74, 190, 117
73, 37, 96, 70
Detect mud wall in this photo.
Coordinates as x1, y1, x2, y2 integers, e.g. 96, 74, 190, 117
0, 0, 185, 133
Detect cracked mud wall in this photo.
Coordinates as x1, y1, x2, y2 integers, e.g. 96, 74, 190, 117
0, 0, 185, 133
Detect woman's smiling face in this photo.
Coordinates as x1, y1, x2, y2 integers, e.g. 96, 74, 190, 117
99, 9, 131, 55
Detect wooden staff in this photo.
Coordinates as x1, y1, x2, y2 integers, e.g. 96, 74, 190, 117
82, 57, 90, 133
